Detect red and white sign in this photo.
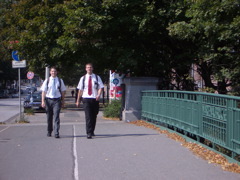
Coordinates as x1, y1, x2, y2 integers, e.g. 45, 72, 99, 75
27, 71, 34, 79
109, 70, 124, 99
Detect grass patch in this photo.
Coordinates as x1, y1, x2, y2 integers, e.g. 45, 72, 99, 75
24, 108, 35, 115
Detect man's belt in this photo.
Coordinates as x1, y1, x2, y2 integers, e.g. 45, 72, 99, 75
46, 97, 61, 100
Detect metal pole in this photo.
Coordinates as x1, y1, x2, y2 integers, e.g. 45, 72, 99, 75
107, 85, 109, 103
114, 85, 116, 100
18, 68, 21, 121
45, 66, 49, 80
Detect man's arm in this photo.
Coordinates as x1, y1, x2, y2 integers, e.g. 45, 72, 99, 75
96, 88, 103, 101
41, 91, 46, 108
61, 91, 66, 107
76, 89, 83, 107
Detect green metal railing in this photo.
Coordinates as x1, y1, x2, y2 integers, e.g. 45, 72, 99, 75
141, 90, 240, 160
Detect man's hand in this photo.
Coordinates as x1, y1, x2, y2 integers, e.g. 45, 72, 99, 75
41, 102, 46, 108
76, 101, 80, 107
41, 91, 46, 108
96, 95, 100, 101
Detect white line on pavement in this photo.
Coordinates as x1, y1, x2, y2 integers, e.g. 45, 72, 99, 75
0, 126, 10, 133
73, 125, 79, 180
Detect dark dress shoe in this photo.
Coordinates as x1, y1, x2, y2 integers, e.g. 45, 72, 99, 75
91, 133, 95, 136
87, 134, 92, 139
47, 133, 51, 137
55, 135, 60, 138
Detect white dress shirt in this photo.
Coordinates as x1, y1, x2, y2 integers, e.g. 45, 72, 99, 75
41, 76, 66, 98
77, 73, 104, 98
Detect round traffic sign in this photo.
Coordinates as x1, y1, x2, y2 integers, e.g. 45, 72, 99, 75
112, 78, 119, 85
27, 71, 34, 79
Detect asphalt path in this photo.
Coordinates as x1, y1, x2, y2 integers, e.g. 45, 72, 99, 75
1, 111, 240, 180
0, 90, 240, 180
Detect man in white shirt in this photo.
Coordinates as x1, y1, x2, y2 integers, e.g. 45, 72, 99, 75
41, 67, 66, 138
76, 63, 104, 139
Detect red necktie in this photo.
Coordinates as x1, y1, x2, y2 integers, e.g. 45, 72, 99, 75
88, 76, 92, 95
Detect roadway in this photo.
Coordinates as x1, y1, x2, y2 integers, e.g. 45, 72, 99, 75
0, 97, 22, 123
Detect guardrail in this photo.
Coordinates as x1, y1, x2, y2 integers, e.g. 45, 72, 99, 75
141, 90, 240, 160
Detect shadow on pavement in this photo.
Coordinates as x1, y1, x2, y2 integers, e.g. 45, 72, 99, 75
58, 133, 158, 139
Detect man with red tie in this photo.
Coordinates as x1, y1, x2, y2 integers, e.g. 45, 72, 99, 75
76, 63, 104, 139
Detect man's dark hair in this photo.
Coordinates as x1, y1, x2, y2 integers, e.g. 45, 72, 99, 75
86, 63, 93, 67
50, 66, 58, 71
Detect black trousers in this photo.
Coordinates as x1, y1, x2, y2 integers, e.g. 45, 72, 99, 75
82, 98, 99, 135
45, 98, 61, 135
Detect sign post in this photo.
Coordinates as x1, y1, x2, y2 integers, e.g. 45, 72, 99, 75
109, 70, 124, 101
12, 51, 26, 122
112, 78, 119, 100
27, 71, 35, 101
18, 68, 21, 121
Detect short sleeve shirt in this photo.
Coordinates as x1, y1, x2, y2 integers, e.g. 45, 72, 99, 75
41, 76, 66, 98
77, 73, 104, 98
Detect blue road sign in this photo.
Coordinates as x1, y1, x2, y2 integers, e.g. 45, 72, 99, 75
12, 51, 20, 61
113, 78, 119, 85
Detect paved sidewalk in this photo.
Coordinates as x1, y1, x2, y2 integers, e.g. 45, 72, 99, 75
0, 91, 240, 180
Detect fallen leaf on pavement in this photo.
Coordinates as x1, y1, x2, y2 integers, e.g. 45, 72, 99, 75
129, 120, 240, 173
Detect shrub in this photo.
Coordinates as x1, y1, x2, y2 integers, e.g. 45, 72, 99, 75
103, 100, 121, 118
24, 108, 34, 115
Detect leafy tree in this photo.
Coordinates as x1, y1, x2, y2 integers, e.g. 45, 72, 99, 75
168, 0, 240, 93
2, 1, 190, 83
0, 0, 27, 86
2, 0, 67, 78
2, 0, 240, 94
1, 0, 108, 85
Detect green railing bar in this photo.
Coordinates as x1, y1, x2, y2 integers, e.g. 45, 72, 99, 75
141, 90, 240, 162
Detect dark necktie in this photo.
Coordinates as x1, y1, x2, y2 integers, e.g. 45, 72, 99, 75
88, 76, 92, 95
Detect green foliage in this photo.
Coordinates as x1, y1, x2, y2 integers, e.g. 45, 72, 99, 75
199, 87, 215, 93
24, 108, 35, 115
1, 0, 240, 94
1, 0, 180, 81
168, 0, 240, 93
103, 100, 121, 118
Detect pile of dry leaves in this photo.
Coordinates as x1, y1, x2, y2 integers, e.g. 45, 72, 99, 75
130, 120, 240, 173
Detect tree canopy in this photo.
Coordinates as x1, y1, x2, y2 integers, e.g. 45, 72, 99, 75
168, 0, 240, 93
1, 0, 240, 93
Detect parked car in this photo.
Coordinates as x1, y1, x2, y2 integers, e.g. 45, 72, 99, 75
9, 89, 23, 98
26, 87, 37, 94
24, 92, 45, 112
8, 88, 17, 94
0, 89, 10, 98
11, 93, 19, 98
